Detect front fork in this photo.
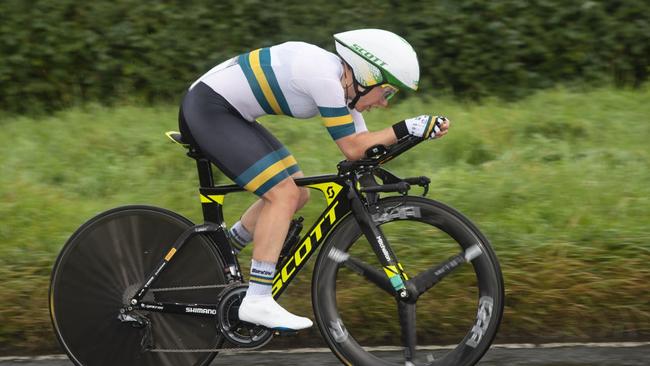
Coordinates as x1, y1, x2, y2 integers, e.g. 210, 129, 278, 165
347, 177, 484, 364
347, 181, 410, 300
347, 178, 420, 364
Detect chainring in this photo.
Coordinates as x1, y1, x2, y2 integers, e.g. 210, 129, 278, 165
217, 284, 273, 348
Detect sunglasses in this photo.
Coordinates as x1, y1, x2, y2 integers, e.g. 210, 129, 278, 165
380, 84, 399, 101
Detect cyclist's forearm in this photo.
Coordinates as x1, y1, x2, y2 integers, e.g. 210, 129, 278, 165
336, 127, 398, 161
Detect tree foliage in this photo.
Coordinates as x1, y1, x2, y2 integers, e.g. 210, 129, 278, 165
1, 0, 648, 113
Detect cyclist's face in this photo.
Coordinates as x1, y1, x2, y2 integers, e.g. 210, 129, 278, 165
355, 85, 393, 112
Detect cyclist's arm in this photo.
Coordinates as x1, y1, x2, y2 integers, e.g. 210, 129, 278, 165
296, 74, 409, 160
336, 115, 452, 160
335, 128, 397, 161
319, 104, 397, 160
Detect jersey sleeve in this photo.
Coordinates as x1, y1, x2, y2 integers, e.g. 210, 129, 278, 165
350, 108, 368, 134
301, 77, 362, 141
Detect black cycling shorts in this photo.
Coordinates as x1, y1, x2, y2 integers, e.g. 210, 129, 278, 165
179, 82, 300, 196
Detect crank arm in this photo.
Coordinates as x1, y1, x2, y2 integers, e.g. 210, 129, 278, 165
134, 301, 219, 317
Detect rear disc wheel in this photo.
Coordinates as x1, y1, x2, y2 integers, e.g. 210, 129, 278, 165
50, 205, 227, 366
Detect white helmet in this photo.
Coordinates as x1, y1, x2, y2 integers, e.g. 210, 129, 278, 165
334, 29, 420, 91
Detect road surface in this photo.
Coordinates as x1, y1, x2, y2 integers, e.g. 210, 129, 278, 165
2, 343, 649, 366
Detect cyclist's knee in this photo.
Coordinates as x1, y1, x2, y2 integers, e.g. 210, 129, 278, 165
297, 187, 310, 210
290, 171, 309, 211
262, 177, 301, 209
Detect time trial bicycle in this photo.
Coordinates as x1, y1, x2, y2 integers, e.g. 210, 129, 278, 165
49, 131, 504, 366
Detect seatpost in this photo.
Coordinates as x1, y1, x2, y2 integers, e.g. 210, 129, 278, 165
192, 156, 215, 188
189, 149, 223, 224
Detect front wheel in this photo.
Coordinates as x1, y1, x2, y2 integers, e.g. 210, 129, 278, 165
312, 196, 504, 366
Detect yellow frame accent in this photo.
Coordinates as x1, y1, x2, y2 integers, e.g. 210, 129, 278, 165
200, 194, 225, 204
306, 182, 344, 205
384, 263, 409, 280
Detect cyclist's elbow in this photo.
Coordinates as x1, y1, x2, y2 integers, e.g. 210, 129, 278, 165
336, 134, 365, 161
344, 148, 364, 161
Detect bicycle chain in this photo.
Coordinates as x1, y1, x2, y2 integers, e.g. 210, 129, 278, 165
148, 342, 270, 353
145, 283, 274, 353
149, 284, 231, 293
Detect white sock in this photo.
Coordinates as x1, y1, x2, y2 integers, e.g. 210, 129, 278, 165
229, 220, 253, 253
247, 260, 276, 297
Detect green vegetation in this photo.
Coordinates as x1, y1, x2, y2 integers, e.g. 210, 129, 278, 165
1, 0, 648, 113
1, 87, 649, 353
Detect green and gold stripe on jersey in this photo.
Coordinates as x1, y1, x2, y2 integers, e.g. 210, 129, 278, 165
238, 48, 293, 117
318, 106, 356, 140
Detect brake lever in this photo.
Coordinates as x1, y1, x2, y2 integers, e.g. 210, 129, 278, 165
403, 176, 430, 196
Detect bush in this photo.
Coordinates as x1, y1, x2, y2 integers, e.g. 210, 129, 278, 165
1, 0, 648, 113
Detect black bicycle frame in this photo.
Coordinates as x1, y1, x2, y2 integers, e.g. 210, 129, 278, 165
128, 135, 426, 317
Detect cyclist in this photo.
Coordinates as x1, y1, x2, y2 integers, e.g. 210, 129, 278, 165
179, 28, 450, 331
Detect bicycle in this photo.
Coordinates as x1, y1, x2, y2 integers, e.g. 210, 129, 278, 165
49, 131, 504, 366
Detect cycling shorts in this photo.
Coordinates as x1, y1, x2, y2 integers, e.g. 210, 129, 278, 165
179, 82, 301, 197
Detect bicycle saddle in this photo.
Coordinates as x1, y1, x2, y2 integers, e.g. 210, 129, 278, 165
165, 131, 190, 148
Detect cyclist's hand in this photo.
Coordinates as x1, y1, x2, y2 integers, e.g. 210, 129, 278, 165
404, 115, 450, 139
434, 116, 450, 139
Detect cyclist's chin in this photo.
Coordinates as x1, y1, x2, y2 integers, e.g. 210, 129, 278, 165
358, 103, 384, 112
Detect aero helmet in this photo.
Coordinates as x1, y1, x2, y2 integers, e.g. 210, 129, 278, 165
334, 29, 420, 91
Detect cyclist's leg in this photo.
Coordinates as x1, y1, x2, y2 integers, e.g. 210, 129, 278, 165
181, 82, 312, 330
231, 170, 308, 253
226, 117, 309, 250
291, 171, 311, 215
238, 163, 309, 237
227, 123, 312, 330
237, 176, 312, 330
251, 177, 300, 262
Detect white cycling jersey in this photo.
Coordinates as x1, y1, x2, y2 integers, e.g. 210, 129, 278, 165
190, 41, 367, 140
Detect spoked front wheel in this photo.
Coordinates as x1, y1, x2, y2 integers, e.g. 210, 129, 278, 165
312, 196, 504, 366
49, 206, 227, 366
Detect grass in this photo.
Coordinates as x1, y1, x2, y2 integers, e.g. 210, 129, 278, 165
1, 86, 649, 353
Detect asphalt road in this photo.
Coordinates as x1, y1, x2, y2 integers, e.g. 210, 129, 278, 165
2, 344, 649, 366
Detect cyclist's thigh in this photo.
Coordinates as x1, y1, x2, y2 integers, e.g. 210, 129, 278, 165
250, 112, 308, 203
181, 82, 300, 197
251, 117, 303, 175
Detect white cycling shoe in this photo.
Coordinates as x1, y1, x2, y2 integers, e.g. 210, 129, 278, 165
238, 295, 313, 331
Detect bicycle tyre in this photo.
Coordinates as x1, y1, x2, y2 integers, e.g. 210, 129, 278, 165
312, 196, 504, 366
49, 205, 226, 366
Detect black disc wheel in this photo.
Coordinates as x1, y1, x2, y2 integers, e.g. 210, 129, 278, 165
49, 206, 227, 366
312, 197, 504, 366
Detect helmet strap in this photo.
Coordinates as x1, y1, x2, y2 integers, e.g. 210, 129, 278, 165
347, 77, 375, 110
341, 61, 376, 110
